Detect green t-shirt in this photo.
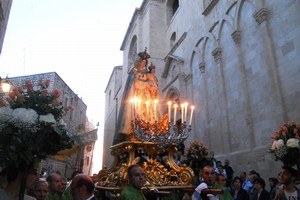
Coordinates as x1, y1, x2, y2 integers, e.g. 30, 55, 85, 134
214, 184, 233, 200
120, 184, 146, 200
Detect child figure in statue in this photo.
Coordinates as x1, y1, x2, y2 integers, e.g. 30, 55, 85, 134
132, 48, 160, 124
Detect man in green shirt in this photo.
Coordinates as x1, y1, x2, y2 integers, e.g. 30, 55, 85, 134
214, 173, 233, 200
45, 173, 64, 200
120, 164, 147, 200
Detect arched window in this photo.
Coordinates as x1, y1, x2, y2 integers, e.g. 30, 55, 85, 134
128, 36, 137, 70
172, 0, 179, 15
166, 0, 179, 23
170, 32, 176, 47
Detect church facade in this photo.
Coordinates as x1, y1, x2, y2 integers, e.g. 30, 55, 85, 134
103, 0, 300, 179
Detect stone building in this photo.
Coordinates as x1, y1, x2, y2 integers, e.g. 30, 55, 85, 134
6, 72, 97, 178
0, 0, 12, 55
103, 0, 300, 181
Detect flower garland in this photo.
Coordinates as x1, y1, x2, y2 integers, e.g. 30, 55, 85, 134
270, 120, 300, 166
0, 79, 76, 170
181, 140, 210, 176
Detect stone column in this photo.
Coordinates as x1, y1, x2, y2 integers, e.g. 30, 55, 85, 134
253, 8, 287, 121
212, 47, 232, 153
231, 30, 255, 149
199, 62, 212, 148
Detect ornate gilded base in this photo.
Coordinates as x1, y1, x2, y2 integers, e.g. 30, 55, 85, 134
96, 141, 194, 197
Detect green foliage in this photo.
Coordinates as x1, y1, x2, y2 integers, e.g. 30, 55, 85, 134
0, 79, 76, 170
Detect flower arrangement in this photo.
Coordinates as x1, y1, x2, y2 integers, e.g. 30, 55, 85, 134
181, 140, 210, 177
0, 79, 76, 170
270, 120, 300, 166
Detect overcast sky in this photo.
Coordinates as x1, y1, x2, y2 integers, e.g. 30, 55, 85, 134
0, 0, 142, 174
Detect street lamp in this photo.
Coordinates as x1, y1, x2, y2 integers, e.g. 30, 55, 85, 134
0, 77, 12, 93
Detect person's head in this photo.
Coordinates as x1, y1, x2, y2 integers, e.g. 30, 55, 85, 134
60, 177, 68, 193
217, 165, 224, 173
201, 165, 215, 186
233, 176, 243, 190
33, 180, 48, 200
269, 177, 278, 189
278, 166, 298, 185
254, 177, 266, 190
70, 170, 82, 180
248, 174, 258, 184
224, 159, 230, 166
46, 173, 62, 193
216, 161, 222, 167
216, 174, 226, 187
91, 173, 98, 184
71, 174, 95, 200
239, 171, 246, 182
249, 170, 260, 178
26, 168, 40, 191
127, 164, 145, 189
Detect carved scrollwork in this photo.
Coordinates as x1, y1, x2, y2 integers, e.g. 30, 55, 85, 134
96, 141, 194, 189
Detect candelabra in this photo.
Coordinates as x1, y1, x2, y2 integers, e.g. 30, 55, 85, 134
131, 117, 192, 148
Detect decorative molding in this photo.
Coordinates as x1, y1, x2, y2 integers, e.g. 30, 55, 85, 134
167, 32, 187, 58
212, 47, 222, 63
202, 0, 219, 16
231, 30, 241, 45
253, 8, 269, 25
184, 73, 192, 82
162, 32, 187, 78
199, 62, 206, 73
162, 75, 179, 92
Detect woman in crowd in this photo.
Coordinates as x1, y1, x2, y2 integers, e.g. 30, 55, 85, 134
231, 176, 249, 200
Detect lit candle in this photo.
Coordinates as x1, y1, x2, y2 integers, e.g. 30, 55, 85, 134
130, 98, 135, 120
174, 104, 178, 125
189, 106, 195, 126
134, 97, 137, 118
167, 101, 172, 123
184, 102, 188, 122
145, 101, 150, 122
181, 104, 184, 123
137, 98, 141, 116
154, 99, 158, 121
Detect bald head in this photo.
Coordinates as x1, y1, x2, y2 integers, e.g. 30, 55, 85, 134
71, 174, 95, 200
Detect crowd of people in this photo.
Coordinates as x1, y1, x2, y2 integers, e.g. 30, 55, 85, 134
191, 160, 300, 200
118, 160, 300, 200
0, 169, 97, 200
1, 160, 300, 199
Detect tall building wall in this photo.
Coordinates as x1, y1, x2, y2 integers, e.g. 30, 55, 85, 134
103, 0, 300, 181
0, 0, 12, 55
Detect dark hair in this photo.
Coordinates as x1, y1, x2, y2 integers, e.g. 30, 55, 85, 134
70, 170, 82, 180
282, 166, 298, 178
76, 176, 95, 194
127, 164, 141, 177
269, 177, 278, 187
249, 170, 260, 178
46, 173, 60, 183
233, 176, 242, 184
216, 173, 225, 181
255, 177, 266, 188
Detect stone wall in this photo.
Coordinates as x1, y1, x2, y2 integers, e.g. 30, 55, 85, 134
103, 0, 300, 182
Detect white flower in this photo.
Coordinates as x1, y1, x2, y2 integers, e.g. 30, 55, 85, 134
272, 139, 285, 150
11, 108, 38, 125
287, 138, 300, 148
39, 113, 56, 124
0, 107, 13, 122
59, 118, 67, 126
